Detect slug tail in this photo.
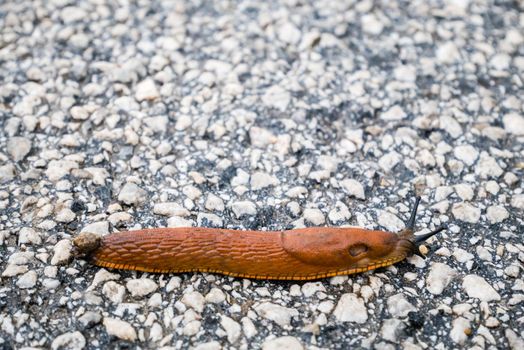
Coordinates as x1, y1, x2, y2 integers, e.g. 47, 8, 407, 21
72, 232, 102, 257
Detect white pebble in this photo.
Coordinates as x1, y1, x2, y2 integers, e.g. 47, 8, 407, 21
486, 205, 509, 224
16, 270, 37, 289
462, 275, 501, 302
126, 278, 158, 297
51, 331, 86, 350
220, 315, 241, 343
262, 336, 303, 350
303, 208, 325, 225
426, 263, 457, 295
254, 302, 298, 327
51, 239, 72, 265
118, 183, 147, 206
231, 201, 257, 218
452, 202, 481, 223
103, 318, 137, 341
333, 293, 368, 323
340, 179, 365, 199
182, 291, 205, 313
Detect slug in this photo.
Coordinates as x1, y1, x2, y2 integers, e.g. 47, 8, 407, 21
73, 197, 445, 280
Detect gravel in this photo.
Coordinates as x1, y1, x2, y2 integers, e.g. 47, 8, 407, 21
1, 0, 523, 349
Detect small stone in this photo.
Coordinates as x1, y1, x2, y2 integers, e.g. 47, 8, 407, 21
333, 293, 367, 323
2, 265, 28, 277
380, 319, 405, 342
84, 167, 110, 185
103, 281, 126, 303
426, 263, 457, 295
262, 85, 290, 111
56, 208, 76, 223
70, 106, 90, 120
486, 205, 509, 224
135, 78, 159, 101
450, 317, 471, 345
301, 282, 326, 298
18, 227, 42, 245
205, 194, 225, 212
249, 127, 277, 148
60, 6, 87, 23
511, 194, 524, 209
453, 248, 474, 263
254, 302, 298, 327
126, 278, 158, 297
340, 179, 365, 199
149, 322, 163, 341
277, 22, 301, 44
437, 42, 460, 64
183, 320, 201, 336
250, 172, 279, 190
118, 183, 147, 206
506, 329, 524, 349
475, 153, 503, 179
167, 216, 193, 227
51, 331, 86, 350
81, 221, 109, 235
361, 14, 384, 35
490, 53, 511, 70
220, 316, 241, 343
502, 113, 524, 135
181, 291, 205, 312
328, 202, 351, 223
205, 288, 226, 304
438, 116, 462, 138
262, 336, 303, 350
303, 208, 325, 225
454, 145, 479, 166
462, 275, 501, 302
377, 211, 405, 232
153, 202, 190, 217
7, 137, 32, 162
0, 164, 16, 183
231, 201, 257, 218
387, 294, 415, 317
242, 317, 257, 339
103, 318, 137, 341
454, 184, 474, 201
452, 202, 481, 223
193, 341, 221, 350
182, 185, 202, 200
197, 213, 223, 227
16, 270, 37, 289
51, 239, 72, 265
79, 311, 102, 329
45, 160, 79, 181
381, 105, 406, 120
379, 152, 401, 172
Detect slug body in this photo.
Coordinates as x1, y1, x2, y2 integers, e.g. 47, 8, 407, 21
74, 197, 444, 280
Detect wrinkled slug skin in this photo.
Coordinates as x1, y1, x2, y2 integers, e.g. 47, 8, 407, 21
90, 227, 411, 280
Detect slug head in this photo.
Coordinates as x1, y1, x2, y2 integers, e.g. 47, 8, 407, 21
281, 227, 411, 269
282, 196, 446, 271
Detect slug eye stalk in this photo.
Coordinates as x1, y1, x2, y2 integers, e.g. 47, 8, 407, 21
401, 196, 447, 254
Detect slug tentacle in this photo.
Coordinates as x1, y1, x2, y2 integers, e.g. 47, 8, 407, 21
399, 196, 447, 256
